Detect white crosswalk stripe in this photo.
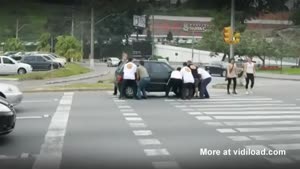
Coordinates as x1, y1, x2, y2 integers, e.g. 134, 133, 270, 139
165, 94, 300, 164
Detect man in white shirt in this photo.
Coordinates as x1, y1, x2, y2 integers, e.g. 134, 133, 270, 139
180, 62, 195, 100
197, 67, 212, 99
166, 67, 182, 98
120, 58, 138, 99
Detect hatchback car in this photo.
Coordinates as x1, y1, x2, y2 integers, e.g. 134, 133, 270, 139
115, 60, 176, 98
20, 55, 60, 71
0, 97, 16, 135
0, 56, 32, 75
0, 83, 23, 106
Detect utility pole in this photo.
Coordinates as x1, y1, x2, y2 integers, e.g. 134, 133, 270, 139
192, 30, 195, 61
90, 7, 95, 69
152, 6, 155, 57
229, 0, 235, 60
71, 6, 75, 37
16, 19, 19, 39
80, 22, 84, 61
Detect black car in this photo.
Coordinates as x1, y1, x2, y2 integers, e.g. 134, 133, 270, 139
21, 55, 60, 71
0, 97, 16, 135
115, 60, 176, 98
205, 63, 227, 77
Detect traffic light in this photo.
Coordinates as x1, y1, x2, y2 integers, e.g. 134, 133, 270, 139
233, 32, 241, 44
223, 27, 232, 44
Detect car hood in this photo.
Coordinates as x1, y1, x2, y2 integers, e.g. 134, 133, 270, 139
0, 83, 20, 93
0, 103, 11, 112
18, 62, 31, 68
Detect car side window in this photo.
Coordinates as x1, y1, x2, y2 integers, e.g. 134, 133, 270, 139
36, 56, 46, 62
3, 57, 15, 64
150, 63, 169, 73
24, 56, 35, 62
43, 56, 51, 60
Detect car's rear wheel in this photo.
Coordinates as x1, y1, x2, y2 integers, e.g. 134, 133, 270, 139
125, 86, 134, 98
221, 70, 226, 77
17, 68, 27, 75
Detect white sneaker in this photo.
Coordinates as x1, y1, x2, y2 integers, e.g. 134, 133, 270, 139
245, 90, 249, 95
249, 89, 253, 94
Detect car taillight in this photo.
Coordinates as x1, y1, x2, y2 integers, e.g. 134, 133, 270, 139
117, 75, 123, 82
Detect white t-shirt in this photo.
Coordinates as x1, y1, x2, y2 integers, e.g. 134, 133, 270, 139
180, 66, 195, 83
123, 62, 137, 80
197, 68, 211, 79
170, 70, 182, 80
245, 62, 255, 74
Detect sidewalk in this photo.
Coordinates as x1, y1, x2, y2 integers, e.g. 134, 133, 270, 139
256, 72, 300, 81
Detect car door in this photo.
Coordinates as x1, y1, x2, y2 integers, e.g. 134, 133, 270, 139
147, 62, 173, 92
2, 57, 17, 74
23, 56, 37, 70
36, 56, 49, 70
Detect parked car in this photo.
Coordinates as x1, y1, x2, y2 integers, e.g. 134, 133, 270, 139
107, 57, 120, 67
0, 83, 23, 106
0, 97, 16, 135
115, 60, 175, 98
0, 56, 32, 75
49, 53, 67, 65
20, 55, 60, 71
205, 62, 227, 77
41, 54, 65, 67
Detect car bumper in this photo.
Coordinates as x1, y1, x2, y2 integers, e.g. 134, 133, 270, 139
0, 115, 15, 135
6, 92, 23, 106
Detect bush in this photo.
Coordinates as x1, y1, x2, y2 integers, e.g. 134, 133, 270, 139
259, 66, 281, 70
4, 38, 25, 52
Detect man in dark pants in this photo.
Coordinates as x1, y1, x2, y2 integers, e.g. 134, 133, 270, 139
197, 67, 212, 99
166, 67, 182, 98
187, 60, 200, 98
119, 58, 138, 99
180, 62, 195, 100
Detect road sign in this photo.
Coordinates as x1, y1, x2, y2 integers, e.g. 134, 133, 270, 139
133, 15, 146, 28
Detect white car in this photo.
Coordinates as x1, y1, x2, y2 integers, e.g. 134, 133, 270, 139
39, 54, 66, 67
0, 83, 23, 105
107, 57, 120, 67
0, 56, 32, 75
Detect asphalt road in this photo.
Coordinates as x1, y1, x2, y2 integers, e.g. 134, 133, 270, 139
1, 78, 300, 169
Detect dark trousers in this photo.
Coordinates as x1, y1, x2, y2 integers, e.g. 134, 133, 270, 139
113, 83, 118, 95
166, 78, 182, 97
120, 79, 138, 98
245, 73, 255, 89
227, 77, 237, 92
137, 77, 150, 99
182, 83, 194, 100
200, 77, 212, 98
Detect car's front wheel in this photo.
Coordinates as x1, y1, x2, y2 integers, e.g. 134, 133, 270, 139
221, 70, 226, 77
17, 68, 27, 75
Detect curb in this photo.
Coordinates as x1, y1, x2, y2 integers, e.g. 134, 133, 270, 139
212, 83, 245, 89
256, 76, 300, 81
0, 78, 19, 81
45, 71, 110, 84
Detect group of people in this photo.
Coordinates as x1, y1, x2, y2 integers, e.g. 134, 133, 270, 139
166, 61, 212, 100
226, 57, 256, 95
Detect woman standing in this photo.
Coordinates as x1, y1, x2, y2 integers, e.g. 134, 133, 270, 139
244, 57, 256, 95
226, 58, 238, 95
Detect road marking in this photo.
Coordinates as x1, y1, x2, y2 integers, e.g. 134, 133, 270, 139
264, 157, 293, 164
188, 112, 203, 115
138, 139, 161, 145
133, 130, 153, 136
152, 161, 180, 169
123, 113, 138, 116
164, 99, 176, 102
195, 116, 213, 120
250, 134, 300, 141
125, 117, 143, 121
205, 122, 224, 126
175, 105, 187, 108
32, 92, 74, 169
224, 121, 300, 126
236, 127, 300, 133
129, 123, 147, 128
270, 143, 300, 150
179, 98, 273, 102
22, 99, 58, 103
144, 149, 170, 156
120, 109, 134, 112
245, 145, 270, 151
228, 136, 251, 141
181, 109, 195, 111
20, 153, 30, 159
214, 115, 300, 120
190, 104, 295, 108
204, 111, 300, 115
118, 105, 132, 109
197, 107, 300, 111
216, 128, 237, 133
113, 99, 126, 102
17, 116, 44, 120
179, 100, 283, 105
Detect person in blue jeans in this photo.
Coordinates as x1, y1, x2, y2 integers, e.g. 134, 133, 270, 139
137, 60, 151, 99
197, 67, 212, 99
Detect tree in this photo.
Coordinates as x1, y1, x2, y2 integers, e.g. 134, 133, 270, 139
166, 31, 173, 42
36, 33, 51, 52
3, 38, 25, 52
55, 36, 82, 62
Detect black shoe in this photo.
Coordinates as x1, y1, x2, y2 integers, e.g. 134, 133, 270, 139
113, 93, 117, 96
233, 91, 238, 95
227, 91, 231, 95
199, 97, 205, 99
